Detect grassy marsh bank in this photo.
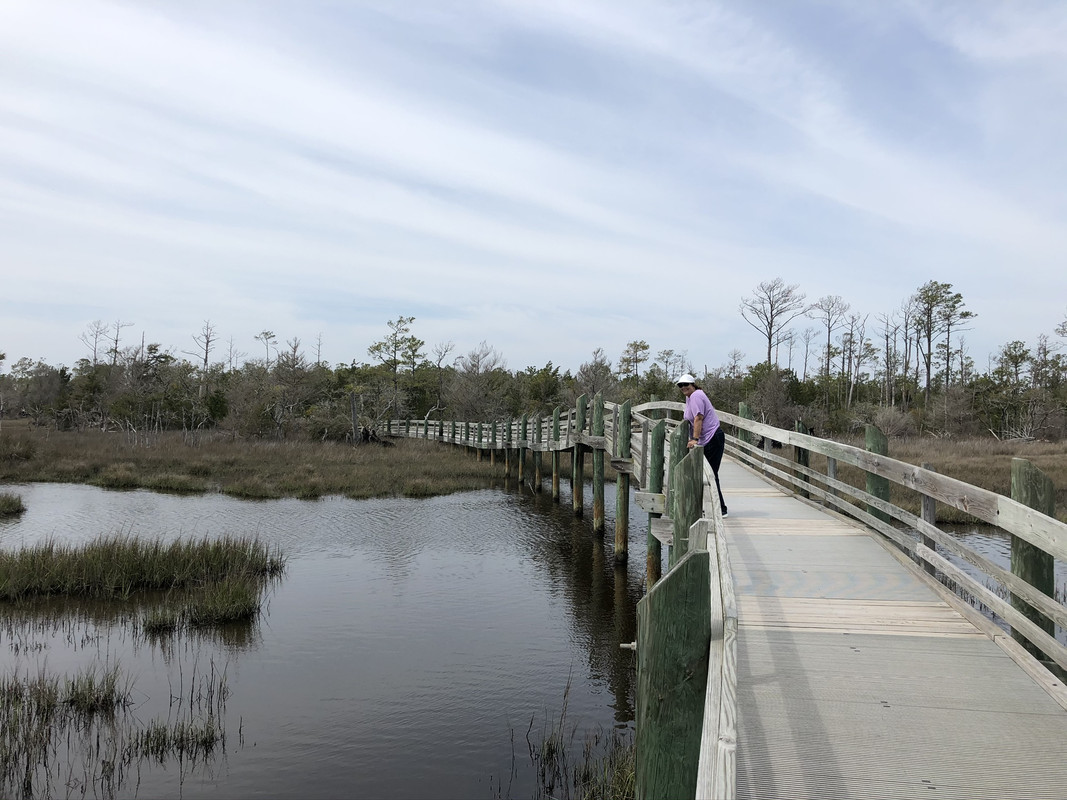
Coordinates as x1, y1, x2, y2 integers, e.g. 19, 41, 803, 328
0, 421, 503, 500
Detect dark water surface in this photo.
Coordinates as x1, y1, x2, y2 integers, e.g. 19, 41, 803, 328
0, 480, 651, 799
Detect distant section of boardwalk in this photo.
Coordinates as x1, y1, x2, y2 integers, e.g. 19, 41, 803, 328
720, 458, 1067, 800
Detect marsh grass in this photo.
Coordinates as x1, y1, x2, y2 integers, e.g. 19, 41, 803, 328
0, 421, 503, 500
0, 535, 285, 603
0, 491, 24, 516
1, 661, 228, 797
499, 682, 635, 800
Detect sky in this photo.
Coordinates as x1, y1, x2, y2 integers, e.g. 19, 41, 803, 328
2, 0, 1066, 377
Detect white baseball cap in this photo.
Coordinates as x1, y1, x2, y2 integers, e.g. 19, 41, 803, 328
675, 373, 698, 385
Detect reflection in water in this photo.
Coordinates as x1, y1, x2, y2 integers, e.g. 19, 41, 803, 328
0, 479, 650, 799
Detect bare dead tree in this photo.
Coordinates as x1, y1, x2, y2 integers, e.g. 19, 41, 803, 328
740, 278, 809, 367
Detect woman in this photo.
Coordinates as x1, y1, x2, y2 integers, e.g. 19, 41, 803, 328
676, 373, 728, 517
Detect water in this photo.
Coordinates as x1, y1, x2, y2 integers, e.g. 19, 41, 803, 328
0, 480, 652, 799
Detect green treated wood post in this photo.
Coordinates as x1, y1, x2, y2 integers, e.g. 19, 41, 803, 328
615, 401, 631, 564
593, 393, 605, 535
669, 447, 704, 568
464, 421, 471, 454
865, 424, 890, 523
666, 421, 688, 529
423, 418, 429, 440
635, 548, 712, 800
477, 422, 484, 461
573, 394, 587, 517
794, 420, 810, 499
490, 420, 497, 466
533, 414, 544, 492
647, 419, 666, 590
451, 420, 456, 445
552, 406, 561, 502
737, 402, 753, 445
405, 418, 411, 438
1010, 458, 1056, 658
504, 418, 513, 479
519, 414, 528, 485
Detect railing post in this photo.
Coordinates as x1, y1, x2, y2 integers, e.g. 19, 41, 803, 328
552, 406, 561, 502
464, 421, 471, 454
504, 418, 513, 478
647, 420, 666, 589
593, 393, 605, 535
519, 413, 528, 485
490, 420, 497, 466
794, 420, 810, 499
533, 414, 543, 492
825, 456, 837, 507
1010, 458, 1056, 659
920, 462, 937, 576
477, 422, 484, 461
451, 420, 456, 445
615, 401, 631, 564
864, 424, 890, 523
573, 394, 587, 517
737, 402, 753, 445
666, 422, 690, 569
405, 418, 411, 438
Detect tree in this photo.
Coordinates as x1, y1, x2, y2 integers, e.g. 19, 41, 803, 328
80, 320, 109, 366
618, 340, 650, 380
185, 320, 217, 400
450, 341, 508, 420
808, 295, 849, 409
575, 348, 616, 398
740, 278, 809, 367
368, 316, 423, 419
911, 281, 973, 406
255, 330, 277, 368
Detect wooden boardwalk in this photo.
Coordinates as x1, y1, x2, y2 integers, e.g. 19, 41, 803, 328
720, 458, 1067, 800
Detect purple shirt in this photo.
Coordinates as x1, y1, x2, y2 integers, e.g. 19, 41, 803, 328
684, 388, 720, 446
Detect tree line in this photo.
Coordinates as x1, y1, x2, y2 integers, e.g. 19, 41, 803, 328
2, 279, 1066, 442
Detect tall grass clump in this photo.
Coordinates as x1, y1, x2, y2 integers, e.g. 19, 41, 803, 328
507, 682, 635, 800
0, 492, 24, 517
0, 535, 285, 602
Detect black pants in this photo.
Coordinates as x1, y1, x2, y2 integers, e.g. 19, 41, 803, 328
701, 427, 727, 515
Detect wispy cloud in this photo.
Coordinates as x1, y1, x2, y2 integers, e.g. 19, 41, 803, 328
1, 0, 1064, 372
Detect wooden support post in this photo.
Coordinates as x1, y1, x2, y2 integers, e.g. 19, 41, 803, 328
1010, 458, 1056, 659
615, 401, 631, 563
593, 393, 605, 535
552, 406, 561, 502
573, 394, 587, 517
864, 424, 890, 523
464, 421, 471, 454
504, 418, 512, 478
490, 421, 497, 466
533, 414, 543, 491
515, 414, 525, 485
920, 462, 937, 576
794, 420, 810, 499
405, 418, 411, 438
646, 420, 666, 590
477, 422, 484, 461
423, 418, 429, 440
635, 548, 711, 800
737, 402, 753, 445
451, 420, 456, 445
